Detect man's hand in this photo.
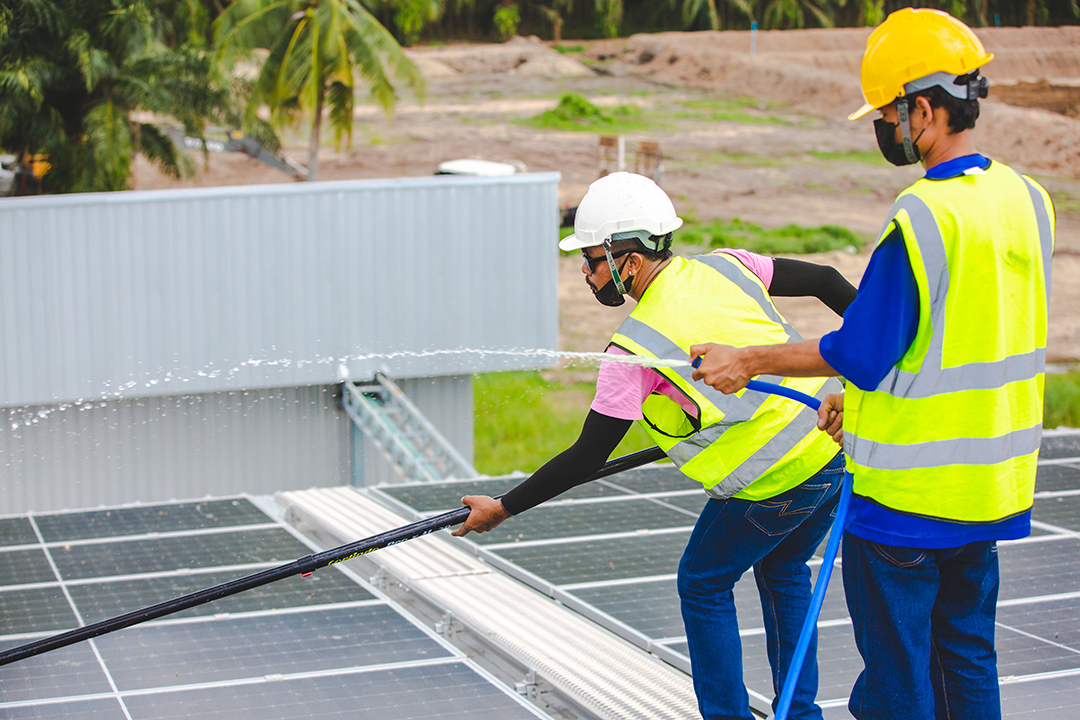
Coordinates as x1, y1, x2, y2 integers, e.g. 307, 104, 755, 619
690, 343, 752, 394
817, 393, 844, 445
451, 495, 511, 537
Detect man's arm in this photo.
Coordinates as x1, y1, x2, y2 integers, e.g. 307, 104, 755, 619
689, 339, 838, 394
769, 257, 857, 317
691, 227, 920, 394
452, 410, 632, 537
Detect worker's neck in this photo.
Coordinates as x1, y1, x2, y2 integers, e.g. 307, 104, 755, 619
921, 129, 977, 173
628, 258, 671, 302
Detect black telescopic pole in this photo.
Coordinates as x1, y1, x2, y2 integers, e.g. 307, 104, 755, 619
0, 446, 667, 668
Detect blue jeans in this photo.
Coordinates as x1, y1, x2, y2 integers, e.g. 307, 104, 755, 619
842, 534, 1001, 720
678, 452, 844, 720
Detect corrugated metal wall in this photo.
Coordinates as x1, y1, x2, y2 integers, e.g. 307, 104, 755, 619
1, 385, 349, 513
0, 176, 558, 513
0, 174, 560, 407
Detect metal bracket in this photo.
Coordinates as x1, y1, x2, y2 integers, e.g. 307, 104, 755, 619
368, 567, 388, 591
434, 611, 460, 639
515, 668, 541, 703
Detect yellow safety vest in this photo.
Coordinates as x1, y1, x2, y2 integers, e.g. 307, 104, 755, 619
611, 254, 842, 500
844, 161, 1055, 523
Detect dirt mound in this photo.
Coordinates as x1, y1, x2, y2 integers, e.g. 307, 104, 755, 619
407, 36, 591, 78
993, 81, 1080, 120
589, 28, 1080, 177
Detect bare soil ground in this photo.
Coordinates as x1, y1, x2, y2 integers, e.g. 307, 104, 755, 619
131, 30, 1080, 368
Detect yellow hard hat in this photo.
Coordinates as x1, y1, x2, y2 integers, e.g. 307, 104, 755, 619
849, 8, 993, 121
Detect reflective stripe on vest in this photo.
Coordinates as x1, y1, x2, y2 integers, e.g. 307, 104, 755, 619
844, 162, 1053, 523
614, 254, 842, 499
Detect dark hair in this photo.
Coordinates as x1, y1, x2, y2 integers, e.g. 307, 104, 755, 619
904, 81, 980, 134
609, 232, 674, 262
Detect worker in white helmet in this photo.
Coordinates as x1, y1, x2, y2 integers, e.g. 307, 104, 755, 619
690, 9, 1055, 719
455, 171, 857, 719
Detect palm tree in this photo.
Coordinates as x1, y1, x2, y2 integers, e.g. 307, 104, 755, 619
214, 0, 425, 181
0, 0, 228, 192
594, 0, 622, 37
757, 0, 834, 29
679, 0, 753, 30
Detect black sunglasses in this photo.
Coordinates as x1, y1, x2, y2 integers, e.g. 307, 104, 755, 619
582, 247, 634, 273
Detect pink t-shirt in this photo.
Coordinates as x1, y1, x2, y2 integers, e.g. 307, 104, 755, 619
590, 249, 774, 421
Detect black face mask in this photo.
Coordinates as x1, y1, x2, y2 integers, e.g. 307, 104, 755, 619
593, 256, 633, 307
874, 100, 925, 167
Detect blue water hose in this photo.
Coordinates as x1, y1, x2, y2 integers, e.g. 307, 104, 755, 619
691, 362, 850, 720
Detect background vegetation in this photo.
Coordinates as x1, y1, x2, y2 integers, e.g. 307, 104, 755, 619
400, 1, 1078, 44
474, 370, 658, 474
3, 1, 1077, 192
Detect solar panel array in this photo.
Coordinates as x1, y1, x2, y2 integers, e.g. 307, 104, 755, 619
3, 432, 1078, 719
377, 430, 1080, 719
0, 498, 548, 719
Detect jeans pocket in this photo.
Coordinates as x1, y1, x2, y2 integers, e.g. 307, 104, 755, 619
744, 483, 829, 537
869, 542, 929, 568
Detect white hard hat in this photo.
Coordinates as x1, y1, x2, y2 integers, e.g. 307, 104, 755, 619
559, 172, 683, 251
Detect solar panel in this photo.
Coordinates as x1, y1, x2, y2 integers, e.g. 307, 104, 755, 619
66, 568, 373, 624
95, 605, 452, 690
383, 435, 1080, 719
119, 663, 548, 719
0, 517, 38, 547
0, 586, 77, 635
0, 548, 59, 586
3, 434, 1077, 719
49, 528, 313, 580
34, 499, 271, 542
0, 497, 547, 720
467, 499, 695, 546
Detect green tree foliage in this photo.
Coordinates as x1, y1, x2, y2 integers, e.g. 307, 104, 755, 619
413, 0, 1077, 40
493, 1, 521, 39
0, 0, 230, 193
214, 0, 425, 181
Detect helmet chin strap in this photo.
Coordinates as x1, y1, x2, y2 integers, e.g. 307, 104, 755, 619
602, 239, 628, 295
896, 100, 924, 165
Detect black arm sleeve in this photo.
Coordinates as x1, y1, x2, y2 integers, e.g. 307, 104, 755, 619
769, 257, 858, 317
500, 410, 633, 516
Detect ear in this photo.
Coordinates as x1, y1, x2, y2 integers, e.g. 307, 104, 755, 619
912, 95, 934, 125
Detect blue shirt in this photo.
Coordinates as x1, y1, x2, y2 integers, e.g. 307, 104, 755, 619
819, 154, 1030, 548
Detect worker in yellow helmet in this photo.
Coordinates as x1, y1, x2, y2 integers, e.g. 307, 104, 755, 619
689, 8, 1054, 719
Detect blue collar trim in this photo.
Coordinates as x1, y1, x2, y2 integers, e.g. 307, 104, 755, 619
924, 154, 991, 181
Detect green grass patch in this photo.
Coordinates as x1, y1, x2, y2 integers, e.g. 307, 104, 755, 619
474, 371, 657, 475
672, 110, 790, 125
1045, 371, 1080, 428
517, 92, 665, 134
808, 150, 889, 166
678, 218, 863, 254
678, 97, 781, 111
553, 44, 585, 54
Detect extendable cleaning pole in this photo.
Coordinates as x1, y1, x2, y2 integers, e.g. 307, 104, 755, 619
0, 446, 666, 668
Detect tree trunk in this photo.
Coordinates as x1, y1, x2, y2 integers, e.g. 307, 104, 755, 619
1027, 0, 1036, 26
307, 85, 324, 181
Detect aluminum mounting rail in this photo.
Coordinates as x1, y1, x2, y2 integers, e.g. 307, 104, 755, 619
342, 375, 479, 484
